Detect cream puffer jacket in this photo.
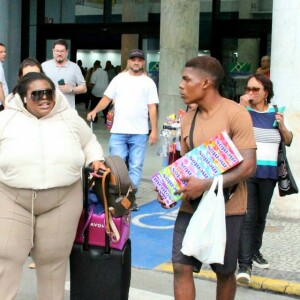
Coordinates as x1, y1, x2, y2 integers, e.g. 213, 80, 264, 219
0, 91, 104, 189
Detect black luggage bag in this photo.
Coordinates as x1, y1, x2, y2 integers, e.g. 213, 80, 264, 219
70, 168, 131, 300
70, 240, 131, 300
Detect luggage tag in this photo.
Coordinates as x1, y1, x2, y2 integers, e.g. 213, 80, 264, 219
121, 197, 132, 209
113, 195, 131, 210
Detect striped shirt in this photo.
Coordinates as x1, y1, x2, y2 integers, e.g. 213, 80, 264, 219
247, 105, 281, 180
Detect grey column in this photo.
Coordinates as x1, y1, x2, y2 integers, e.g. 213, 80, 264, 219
0, 0, 9, 43
158, 0, 200, 125
0, 0, 22, 92
0, 0, 9, 88
268, 0, 300, 219
121, 0, 149, 69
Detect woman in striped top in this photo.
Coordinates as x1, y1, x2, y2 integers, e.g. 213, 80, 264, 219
236, 74, 293, 284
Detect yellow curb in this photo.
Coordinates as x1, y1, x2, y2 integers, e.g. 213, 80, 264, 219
261, 278, 290, 293
248, 275, 265, 290
285, 282, 300, 296
155, 263, 173, 273
155, 262, 300, 297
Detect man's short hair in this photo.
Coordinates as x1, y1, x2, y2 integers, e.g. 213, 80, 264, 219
185, 56, 225, 89
94, 60, 101, 67
53, 39, 68, 50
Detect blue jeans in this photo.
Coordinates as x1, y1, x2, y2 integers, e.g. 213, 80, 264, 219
109, 133, 148, 191
238, 177, 277, 269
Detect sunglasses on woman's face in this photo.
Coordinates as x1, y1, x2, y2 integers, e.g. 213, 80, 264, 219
244, 87, 261, 94
31, 89, 54, 101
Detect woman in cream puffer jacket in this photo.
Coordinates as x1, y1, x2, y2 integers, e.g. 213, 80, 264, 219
0, 72, 106, 300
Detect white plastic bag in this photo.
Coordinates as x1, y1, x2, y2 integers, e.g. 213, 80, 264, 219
181, 175, 226, 264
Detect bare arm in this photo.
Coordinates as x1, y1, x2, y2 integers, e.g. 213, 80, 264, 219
148, 103, 158, 145
87, 95, 112, 121
59, 83, 87, 95
275, 112, 293, 146
73, 83, 87, 94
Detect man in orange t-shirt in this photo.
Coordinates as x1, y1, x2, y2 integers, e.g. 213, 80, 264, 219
157, 56, 257, 300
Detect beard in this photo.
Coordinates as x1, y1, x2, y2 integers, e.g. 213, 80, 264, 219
56, 57, 65, 64
130, 66, 142, 73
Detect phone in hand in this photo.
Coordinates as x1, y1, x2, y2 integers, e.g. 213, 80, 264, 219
58, 79, 65, 85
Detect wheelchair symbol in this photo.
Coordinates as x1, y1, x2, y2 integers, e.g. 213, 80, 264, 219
132, 208, 179, 230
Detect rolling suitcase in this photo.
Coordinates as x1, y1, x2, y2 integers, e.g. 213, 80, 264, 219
70, 167, 131, 300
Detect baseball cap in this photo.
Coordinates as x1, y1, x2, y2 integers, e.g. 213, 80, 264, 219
129, 49, 145, 60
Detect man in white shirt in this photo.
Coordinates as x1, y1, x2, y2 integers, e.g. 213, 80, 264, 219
42, 39, 86, 109
0, 43, 8, 108
87, 49, 159, 210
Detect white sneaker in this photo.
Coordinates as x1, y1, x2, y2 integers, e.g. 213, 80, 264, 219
236, 267, 251, 284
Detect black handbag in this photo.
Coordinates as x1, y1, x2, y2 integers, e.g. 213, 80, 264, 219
277, 141, 298, 196
273, 105, 298, 197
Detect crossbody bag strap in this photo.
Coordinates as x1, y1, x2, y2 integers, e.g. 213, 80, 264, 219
273, 104, 283, 141
273, 104, 281, 137
101, 168, 111, 235
189, 108, 199, 150
100, 168, 113, 253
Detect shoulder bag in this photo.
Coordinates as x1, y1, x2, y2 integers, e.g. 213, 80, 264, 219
273, 105, 298, 196
277, 140, 298, 196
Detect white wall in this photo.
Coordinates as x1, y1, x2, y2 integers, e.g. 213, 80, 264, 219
76, 50, 160, 71
76, 49, 209, 72
76, 50, 121, 70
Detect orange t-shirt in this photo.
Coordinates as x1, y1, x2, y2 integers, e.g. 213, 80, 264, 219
180, 99, 256, 215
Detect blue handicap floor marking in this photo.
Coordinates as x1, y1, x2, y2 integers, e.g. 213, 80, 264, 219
130, 199, 180, 269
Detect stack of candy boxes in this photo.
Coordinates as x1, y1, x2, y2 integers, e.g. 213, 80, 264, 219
152, 131, 244, 206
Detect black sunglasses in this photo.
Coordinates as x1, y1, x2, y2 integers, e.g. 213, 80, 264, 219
31, 89, 54, 101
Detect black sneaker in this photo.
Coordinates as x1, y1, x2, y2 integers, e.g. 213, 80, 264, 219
131, 203, 139, 211
253, 252, 269, 269
236, 267, 251, 284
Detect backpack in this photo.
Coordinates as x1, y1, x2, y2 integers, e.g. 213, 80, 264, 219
93, 155, 136, 217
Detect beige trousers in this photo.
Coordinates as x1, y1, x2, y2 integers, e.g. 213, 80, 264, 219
0, 180, 83, 300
